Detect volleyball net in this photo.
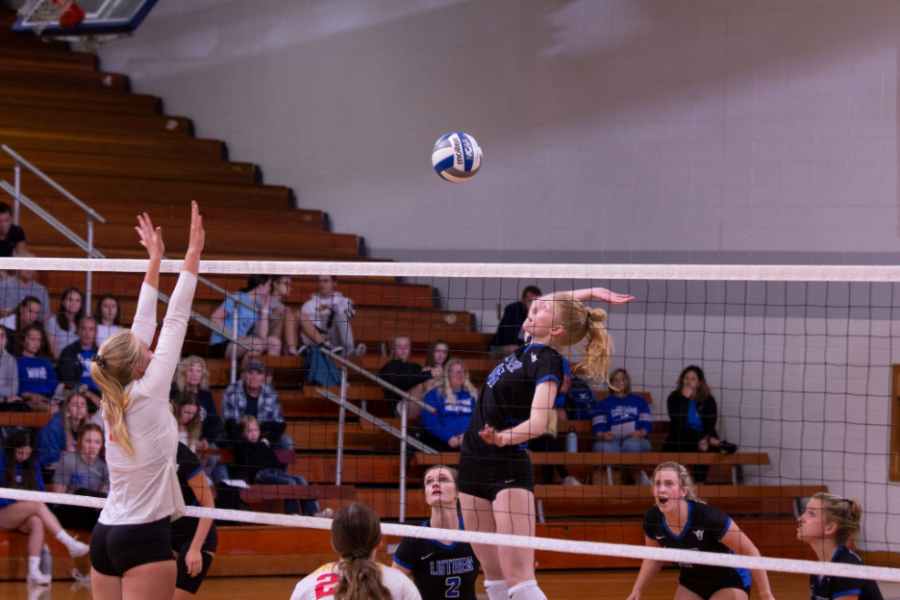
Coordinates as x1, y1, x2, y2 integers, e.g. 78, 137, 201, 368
0, 257, 896, 583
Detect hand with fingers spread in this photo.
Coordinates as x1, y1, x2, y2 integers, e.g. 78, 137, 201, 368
135, 213, 164, 259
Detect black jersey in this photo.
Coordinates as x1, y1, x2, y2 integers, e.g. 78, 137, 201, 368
810, 547, 883, 600
643, 500, 751, 589
392, 517, 480, 600
172, 443, 210, 541
461, 343, 563, 456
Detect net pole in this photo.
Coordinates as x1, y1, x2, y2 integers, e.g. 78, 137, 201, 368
335, 363, 348, 486
399, 399, 408, 524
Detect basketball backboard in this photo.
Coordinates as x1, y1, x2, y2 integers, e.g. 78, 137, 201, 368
13, 0, 158, 37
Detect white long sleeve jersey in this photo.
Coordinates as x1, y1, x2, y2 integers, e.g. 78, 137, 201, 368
98, 272, 197, 526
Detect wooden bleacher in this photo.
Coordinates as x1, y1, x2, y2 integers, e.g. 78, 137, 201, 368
0, 11, 815, 580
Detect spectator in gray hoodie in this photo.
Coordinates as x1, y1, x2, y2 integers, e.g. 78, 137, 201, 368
0, 328, 21, 409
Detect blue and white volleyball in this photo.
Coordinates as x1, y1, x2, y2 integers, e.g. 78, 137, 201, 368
431, 132, 482, 183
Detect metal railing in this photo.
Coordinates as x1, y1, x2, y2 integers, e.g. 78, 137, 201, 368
3, 144, 105, 307
0, 146, 257, 376
316, 346, 439, 523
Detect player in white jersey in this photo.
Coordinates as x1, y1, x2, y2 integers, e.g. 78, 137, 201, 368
291, 503, 421, 600
88, 202, 205, 600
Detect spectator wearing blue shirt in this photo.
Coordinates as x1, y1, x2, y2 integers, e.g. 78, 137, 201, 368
208, 275, 282, 360
663, 365, 720, 483
56, 316, 101, 411
15, 324, 57, 413
420, 359, 477, 451
35, 390, 91, 480
0, 429, 90, 585
593, 369, 653, 485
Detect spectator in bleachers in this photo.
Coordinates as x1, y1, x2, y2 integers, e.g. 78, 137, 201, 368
487, 285, 542, 359
422, 339, 449, 392
93, 293, 122, 347
15, 324, 57, 413
269, 275, 302, 356
50, 423, 108, 532
662, 365, 720, 483
527, 392, 581, 487
173, 391, 203, 453
0, 252, 50, 322
3, 296, 44, 353
208, 275, 282, 360
0, 328, 22, 411
592, 369, 653, 485
379, 334, 438, 420
56, 316, 101, 411
172, 355, 222, 445
420, 359, 476, 451
0, 429, 89, 585
44, 287, 84, 359
0, 203, 26, 258
35, 389, 91, 482
221, 359, 291, 449
299, 275, 365, 357
233, 415, 330, 518
565, 373, 598, 421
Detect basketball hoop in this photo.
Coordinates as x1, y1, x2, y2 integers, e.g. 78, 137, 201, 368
17, 0, 85, 34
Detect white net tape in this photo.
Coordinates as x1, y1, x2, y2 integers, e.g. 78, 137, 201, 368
0, 488, 897, 582
0, 257, 899, 282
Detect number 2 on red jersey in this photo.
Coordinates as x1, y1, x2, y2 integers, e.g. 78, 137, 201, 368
314, 573, 340, 599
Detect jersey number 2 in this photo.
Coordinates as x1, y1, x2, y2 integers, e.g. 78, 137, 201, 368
445, 576, 461, 598
315, 573, 340, 599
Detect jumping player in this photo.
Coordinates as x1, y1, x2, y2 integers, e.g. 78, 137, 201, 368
627, 462, 776, 600
173, 442, 217, 600
88, 202, 205, 600
458, 286, 633, 600
392, 465, 479, 599
798, 492, 883, 600
291, 503, 421, 600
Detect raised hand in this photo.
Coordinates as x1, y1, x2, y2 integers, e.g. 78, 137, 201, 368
187, 201, 205, 255
592, 287, 635, 306
135, 213, 164, 259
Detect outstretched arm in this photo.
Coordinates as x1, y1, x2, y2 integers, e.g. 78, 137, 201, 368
626, 537, 664, 600
564, 287, 635, 305
182, 201, 204, 276
720, 522, 775, 600
135, 211, 164, 291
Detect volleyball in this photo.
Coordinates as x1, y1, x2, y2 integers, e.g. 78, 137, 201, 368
431, 132, 482, 182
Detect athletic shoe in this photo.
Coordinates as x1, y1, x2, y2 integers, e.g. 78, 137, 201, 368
67, 540, 90, 558
639, 471, 653, 486
26, 571, 51, 586
562, 476, 582, 486
351, 343, 367, 357
314, 508, 334, 519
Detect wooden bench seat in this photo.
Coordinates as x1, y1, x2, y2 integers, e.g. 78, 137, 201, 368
2, 149, 259, 185
0, 48, 95, 70
7, 171, 293, 209
0, 127, 225, 161
415, 451, 770, 468
0, 86, 158, 115
0, 64, 129, 91
239, 484, 355, 502
0, 106, 191, 137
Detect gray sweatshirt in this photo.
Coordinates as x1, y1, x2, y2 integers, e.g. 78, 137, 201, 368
0, 349, 19, 400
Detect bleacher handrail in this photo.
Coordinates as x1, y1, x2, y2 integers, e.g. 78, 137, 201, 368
2, 144, 106, 223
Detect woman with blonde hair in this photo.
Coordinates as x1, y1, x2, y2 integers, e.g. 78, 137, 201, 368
420, 359, 477, 450
291, 502, 421, 600
627, 462, 775, 600
798, 493, 882, 600
458, 286, 633, 600
87, 202, 204, 600
171, 355, 221, 446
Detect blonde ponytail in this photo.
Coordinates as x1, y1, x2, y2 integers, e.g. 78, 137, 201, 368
551, 293, 614, 386
89, 329, 145, 458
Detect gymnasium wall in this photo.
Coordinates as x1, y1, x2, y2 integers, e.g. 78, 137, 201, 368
98, 0, 900, 264
96, 1, 900, 550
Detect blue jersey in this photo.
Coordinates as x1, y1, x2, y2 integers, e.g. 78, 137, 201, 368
810, 547, 883, 600
17, 356, 57, 396
421, 388, 476, 442
393, 517, 480, 600
210, 291, 261, 345
592, 394, 653, 439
